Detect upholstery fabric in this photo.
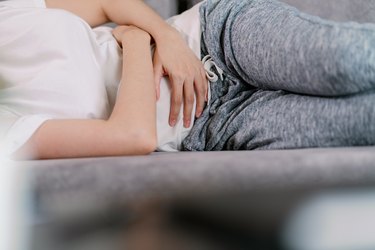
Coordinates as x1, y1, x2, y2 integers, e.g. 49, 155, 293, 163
17, 0, 375, 222
26, 147, 375, 216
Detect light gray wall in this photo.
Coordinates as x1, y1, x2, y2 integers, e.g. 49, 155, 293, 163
145, 0, 178, 19
0, 0, 178, 19
2, 0, 375, 23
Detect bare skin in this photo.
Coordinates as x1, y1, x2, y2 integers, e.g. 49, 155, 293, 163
17, 26, 157, 159
46, 0, 208, 126
15, 0, 208, 159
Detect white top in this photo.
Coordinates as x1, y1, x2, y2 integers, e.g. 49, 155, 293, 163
0, 0, 204, 156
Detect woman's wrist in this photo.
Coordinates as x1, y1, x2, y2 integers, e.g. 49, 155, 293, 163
112, 25, 151, 48
152, 24, 180, 44
121, 35, 151, 50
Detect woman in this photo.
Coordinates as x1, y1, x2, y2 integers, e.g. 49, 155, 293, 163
0, 0, 206, 159
1, 0, 375, 159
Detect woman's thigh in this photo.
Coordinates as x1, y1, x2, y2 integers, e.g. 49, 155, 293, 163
221, 89, 375, 150
201, 0, 375, 96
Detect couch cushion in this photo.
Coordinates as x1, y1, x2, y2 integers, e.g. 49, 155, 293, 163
15, 0, 375, 223
22, 146, 375, 216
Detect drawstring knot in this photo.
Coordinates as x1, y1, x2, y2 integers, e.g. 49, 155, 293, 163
202, 55, 224, 82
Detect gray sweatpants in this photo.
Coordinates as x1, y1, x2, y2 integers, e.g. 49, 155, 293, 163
182, 0, 375, 151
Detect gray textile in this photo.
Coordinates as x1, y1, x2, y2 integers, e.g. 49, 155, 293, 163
24, 2, 375, 248
145, 0, 177, 18
182, 0, 375, 151
280, 0, 375, 23
27, 147, 375, 250
28, 147, 375, 214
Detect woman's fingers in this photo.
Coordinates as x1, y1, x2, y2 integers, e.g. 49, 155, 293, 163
194, 67, 208, 118
111, 26, 128, 46
169, 75, 184, 127
152, 34, 208, 127
167, 64, 207, 128
183, 78, 195, 128
153, 54, 163, 100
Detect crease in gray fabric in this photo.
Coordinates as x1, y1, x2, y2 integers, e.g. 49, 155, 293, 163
182, 0, 375, 151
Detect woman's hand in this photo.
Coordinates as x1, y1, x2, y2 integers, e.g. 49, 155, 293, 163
47, 0, 207, 129
153, 29, 208, 128
112, 25, 151, 47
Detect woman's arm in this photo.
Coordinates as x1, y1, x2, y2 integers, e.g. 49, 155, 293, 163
16, 26, 156, 160
45, 0, 169, 32
46, 0, 207, 128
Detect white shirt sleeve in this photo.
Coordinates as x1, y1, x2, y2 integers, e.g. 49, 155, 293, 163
0, 0, 48, 157
0, 0, 109, 158
0, 110, 52, 157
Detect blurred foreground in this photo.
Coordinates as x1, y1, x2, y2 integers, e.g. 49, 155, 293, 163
30, 187, 375, 250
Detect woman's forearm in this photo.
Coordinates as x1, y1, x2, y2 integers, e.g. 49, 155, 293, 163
109, 31, 156, 137
46, 0, 176, 41
46, 0, 208, 127
16, 28, 157, 160
100, 0, 176, 42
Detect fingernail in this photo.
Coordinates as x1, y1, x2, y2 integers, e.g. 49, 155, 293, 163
196, 111, 202, 118
170, 119, 176, 127
184, 120, 191, 128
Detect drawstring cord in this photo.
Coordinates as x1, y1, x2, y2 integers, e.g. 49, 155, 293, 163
202, 55, 224, 83
201, 55, 224, 106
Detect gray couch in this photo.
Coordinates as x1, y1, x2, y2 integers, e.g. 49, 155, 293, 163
20, 1, 375, 249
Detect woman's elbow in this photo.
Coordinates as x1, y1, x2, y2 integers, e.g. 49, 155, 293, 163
135, 132, 157, 155
106, 122, 157, 156
123, 129, 157, 155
